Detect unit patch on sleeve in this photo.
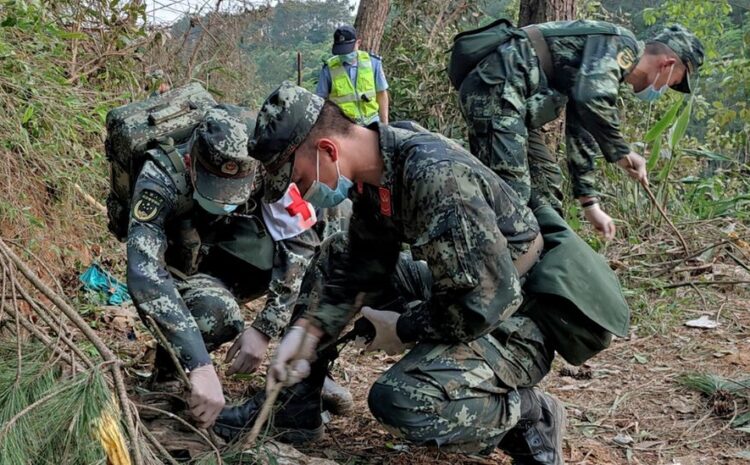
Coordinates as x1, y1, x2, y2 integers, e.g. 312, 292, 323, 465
132, 189, 165, 222
616, 48, 635, 71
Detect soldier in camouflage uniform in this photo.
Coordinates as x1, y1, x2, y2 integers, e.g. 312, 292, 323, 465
213, 83, 582, 462
127, 104, 351, 429
458, 22, 704, 239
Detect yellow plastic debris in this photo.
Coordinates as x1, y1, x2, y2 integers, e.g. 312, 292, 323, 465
94, 405, 132, 465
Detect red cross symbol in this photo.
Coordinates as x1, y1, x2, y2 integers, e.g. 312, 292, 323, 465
285, 184, 312, 221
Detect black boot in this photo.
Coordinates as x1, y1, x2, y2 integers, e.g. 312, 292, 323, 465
213, 358, 327, 444
499, 388, 566, 465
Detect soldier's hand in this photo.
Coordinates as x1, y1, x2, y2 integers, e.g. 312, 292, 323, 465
266, 324, 320, 394
582, 203, 616, 240
362, 307, 406, 356
616, 152, 649, 185
225, 327, 270, 375
188, 364, 225, 428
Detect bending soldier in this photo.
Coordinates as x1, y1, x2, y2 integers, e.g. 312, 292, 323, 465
456, 22, 703, 239
214, 83, 630, 464
126, 105, 351, 429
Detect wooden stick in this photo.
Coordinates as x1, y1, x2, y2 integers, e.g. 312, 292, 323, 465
640, 180, 690, 256
245, 292, 367, 446
144, 315, 191, 390
74, 183, 107, 214
0, 238, 143, 465
244, 382, 283, 446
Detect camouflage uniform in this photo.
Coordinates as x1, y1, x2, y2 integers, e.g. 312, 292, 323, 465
458, 21, 702, 209
246, 83, 557, 454
127, 106, 341, 371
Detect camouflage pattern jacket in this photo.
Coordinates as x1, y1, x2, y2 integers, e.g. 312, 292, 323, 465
307, 124, 540, 343
539, 20, 643, 197
479, 20, 643, 197
127, 160, 318, 370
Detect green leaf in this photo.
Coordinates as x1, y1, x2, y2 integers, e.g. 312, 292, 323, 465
21, 106, 34, 124
51, 30, 88, 40
647, 133, 662, 171
670, 98, 693, 149
682, 148, 733, 162
644, 97, 683, 142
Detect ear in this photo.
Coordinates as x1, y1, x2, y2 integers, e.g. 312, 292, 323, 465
662, 56, 678, 69
317, 138, 339, 162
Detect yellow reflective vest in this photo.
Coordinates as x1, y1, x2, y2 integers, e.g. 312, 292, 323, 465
326, 51, 379, 125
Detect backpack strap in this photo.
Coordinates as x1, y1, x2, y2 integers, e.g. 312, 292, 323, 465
157, 137, 186, 174
522, 25, 554, 81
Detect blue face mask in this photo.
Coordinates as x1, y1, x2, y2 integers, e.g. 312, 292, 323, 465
634, 65, 674, 102
193, 190, 238, 215
303, 149, 353, 209
339, 51, 358, 63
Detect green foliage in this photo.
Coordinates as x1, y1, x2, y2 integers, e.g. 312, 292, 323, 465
381, 1, 484, 138
0, 0, 149, 268
0, 340, 114, 465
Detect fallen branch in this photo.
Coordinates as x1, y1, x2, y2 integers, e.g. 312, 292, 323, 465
137, 403, 222, 464
0, 238, 143, 465
651, 280, 750, 290
641, 180, 690, 256
74, 183, 107, 215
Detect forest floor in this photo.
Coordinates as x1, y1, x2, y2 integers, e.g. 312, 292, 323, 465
95, 215, 750, 464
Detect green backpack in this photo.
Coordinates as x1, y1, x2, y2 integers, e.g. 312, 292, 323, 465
448, 19, 631, 91
448, 18, 515, 90
104, 83, 216, 241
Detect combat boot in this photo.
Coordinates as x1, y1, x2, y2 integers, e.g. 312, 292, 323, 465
499, 388, 566, 465
213, 359, 327, 444
321, 375, 354, 416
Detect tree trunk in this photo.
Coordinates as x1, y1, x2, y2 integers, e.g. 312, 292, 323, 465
518, 0, 577, 154
518, 0, 576, 25
354, 0, 390, 54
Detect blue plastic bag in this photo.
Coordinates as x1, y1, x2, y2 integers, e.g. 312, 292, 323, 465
79, 263, 131, 306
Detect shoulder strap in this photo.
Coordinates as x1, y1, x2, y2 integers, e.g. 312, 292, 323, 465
522, 25, 554, 81
157, 137, 185, 174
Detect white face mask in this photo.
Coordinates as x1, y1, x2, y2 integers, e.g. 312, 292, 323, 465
634, 64, 675, 102
193, 190, 238, 215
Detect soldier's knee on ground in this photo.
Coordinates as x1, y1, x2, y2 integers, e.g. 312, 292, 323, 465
368, 382, 414, 434
181, 275, 244, 350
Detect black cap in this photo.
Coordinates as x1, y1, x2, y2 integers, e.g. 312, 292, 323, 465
332, 25, 357, 55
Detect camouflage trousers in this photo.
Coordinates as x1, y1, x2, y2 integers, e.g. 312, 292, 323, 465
296, 233, 554, 454
172, 273, 245, 351
368, 316, 552, 454
458, 67, 564, 213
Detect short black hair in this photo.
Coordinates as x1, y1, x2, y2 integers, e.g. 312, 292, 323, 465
300, 101, 356, 153
644, 41, 678, 58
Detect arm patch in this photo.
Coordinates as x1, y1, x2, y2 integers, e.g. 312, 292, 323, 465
132, 189, 165, 222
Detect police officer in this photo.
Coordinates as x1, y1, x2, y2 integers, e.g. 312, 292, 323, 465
214, 83, 630, 464
126, 105, 350, 429
458, 22, 704, 240
316, 24, 389, 125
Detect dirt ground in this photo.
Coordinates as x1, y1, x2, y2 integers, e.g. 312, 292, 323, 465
266, 293, 748, 465
102, 226, 750, 465
110, 287, 749, 465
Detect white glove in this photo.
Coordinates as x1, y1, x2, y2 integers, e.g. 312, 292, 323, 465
583, 203, 616, 241
362, 307, 407, 356
188, 364, 225, 428
266, 325, 319, 394
616, 151, 649, 185
225, 327, 270, 375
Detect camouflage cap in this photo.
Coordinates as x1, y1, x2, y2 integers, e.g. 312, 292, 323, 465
249, 81, 324, 203
651, 24, 704, 93
192, 104, 259, 205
